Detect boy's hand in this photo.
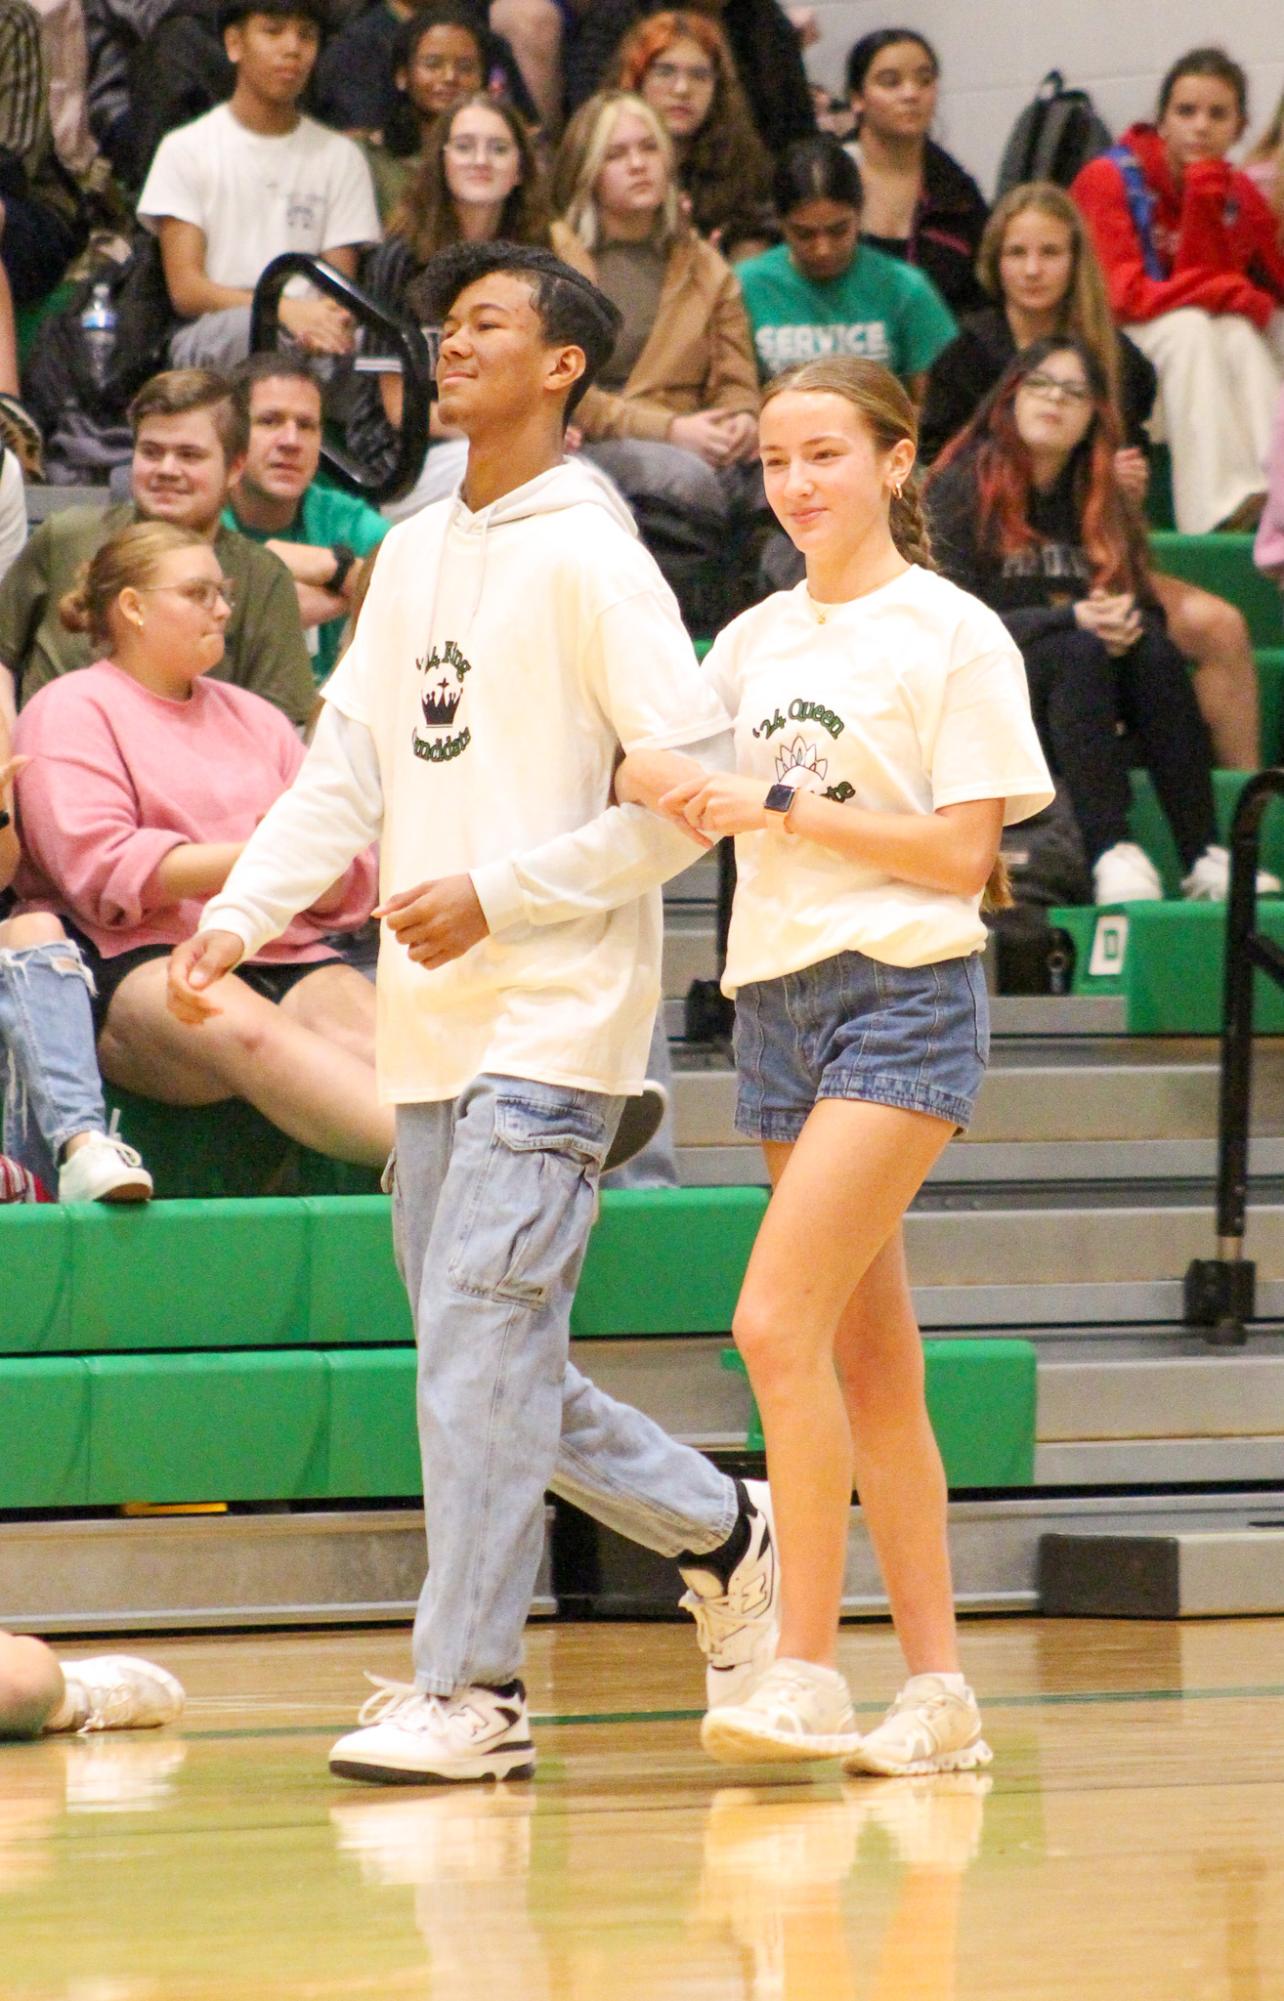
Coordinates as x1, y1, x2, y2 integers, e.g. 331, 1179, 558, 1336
167, 930, 244, 1024
374, 874, 490, 968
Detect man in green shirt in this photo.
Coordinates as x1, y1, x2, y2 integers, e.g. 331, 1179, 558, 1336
223, 354, 387, 684
736, 137, 957, 399
0, 368, 315, 730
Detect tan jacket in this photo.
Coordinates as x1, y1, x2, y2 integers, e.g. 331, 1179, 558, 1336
551, 223, 759, 444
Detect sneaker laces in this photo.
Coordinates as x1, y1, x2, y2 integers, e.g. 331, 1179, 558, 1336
680, 1588, 750, 1658
356, 1675, 442, 1730
69, 1676, 135, 1735
744, 1663, 837, 1727
102, 1109, 145, 1169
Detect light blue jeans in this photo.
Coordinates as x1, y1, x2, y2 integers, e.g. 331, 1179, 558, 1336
0, 940, 107, 1188
391, 1074, 737, 1695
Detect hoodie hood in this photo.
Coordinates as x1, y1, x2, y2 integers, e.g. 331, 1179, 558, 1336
449, 457, 638, 539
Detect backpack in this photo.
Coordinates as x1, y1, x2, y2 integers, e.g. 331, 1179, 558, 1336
995, 70, 1114, 195
21, 235, 177, 478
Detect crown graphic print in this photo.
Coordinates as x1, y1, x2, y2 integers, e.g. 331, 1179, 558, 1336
412, 638, 473, 766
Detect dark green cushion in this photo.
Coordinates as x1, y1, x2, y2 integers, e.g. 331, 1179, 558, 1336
1150, 532, 1283, 649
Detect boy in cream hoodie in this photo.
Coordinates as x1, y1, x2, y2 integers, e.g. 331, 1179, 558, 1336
168, 242, 779, 1784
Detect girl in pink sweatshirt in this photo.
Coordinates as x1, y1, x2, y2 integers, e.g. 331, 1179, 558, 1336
14, 520, 390, 1170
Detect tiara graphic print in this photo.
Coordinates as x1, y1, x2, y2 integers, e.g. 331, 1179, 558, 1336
412, 638, 473, 765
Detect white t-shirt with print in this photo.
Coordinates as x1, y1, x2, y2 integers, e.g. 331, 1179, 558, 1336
320, 465, 730, 1103
138, 104, 379, 291
703, 565, 1054, 990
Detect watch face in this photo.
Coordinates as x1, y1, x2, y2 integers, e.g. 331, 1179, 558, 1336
764, 782, 797, 815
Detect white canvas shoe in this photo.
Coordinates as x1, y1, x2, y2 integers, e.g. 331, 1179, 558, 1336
58, 1123, 153, 1204
55, 1655, 185, 1734
1092, 841, 1163, 904
679, 1479, 780, 1709
1181, 843, 1282, 901
842, 1676, 992, 1778
700, 1658, 859, 1765
329, 1677, 535, 1786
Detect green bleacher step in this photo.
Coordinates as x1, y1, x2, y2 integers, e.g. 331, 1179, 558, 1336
721, 1338, 1037, 1488
1150, 532, 1282, 649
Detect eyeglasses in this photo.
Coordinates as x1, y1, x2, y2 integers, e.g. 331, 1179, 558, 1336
1020, 372, 1093, 405
445, 136, 517, 160
137, 578, 237, 610
648, 58, 715, 87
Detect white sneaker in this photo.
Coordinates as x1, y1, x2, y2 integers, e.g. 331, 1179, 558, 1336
700, 1658, 859, 1765
842, 1676, 992, 1778
1181, 843, 1282, 901
55, 1655, 185, 1735
58, 1120, 153, 1204
679, 1479, 780, 1709
329, 1677, 535, 1785
1092, 841, 1163, 904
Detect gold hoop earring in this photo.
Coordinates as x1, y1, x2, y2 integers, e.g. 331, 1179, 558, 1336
891, 482, 904, 502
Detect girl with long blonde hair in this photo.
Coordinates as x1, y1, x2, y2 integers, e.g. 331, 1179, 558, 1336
617, 356, 1052, 1772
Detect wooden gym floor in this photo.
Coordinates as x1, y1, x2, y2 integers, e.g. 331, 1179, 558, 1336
2, 1615, 1282, 2000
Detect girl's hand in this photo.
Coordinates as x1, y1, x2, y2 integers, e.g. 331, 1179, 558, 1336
672, 773, 772, 839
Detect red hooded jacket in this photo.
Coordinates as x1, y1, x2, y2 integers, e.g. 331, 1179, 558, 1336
1071, 123, 1284, 327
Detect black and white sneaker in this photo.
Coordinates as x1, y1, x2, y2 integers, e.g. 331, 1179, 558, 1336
329, 1677, 536, 1786
603, 1081, 669, 1175
679, 1480, 781, 1710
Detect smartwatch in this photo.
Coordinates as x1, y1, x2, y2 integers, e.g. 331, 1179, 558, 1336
763, 782, 799, 824
328, 542, 357, 594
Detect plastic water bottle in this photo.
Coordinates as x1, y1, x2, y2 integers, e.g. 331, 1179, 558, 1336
80, 281, 117, 390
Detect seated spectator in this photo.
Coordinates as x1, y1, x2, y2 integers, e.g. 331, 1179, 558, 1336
608, 10, 772, 242
358, 91, 566, 511
927, 337, 1247, 906
225, 353, 387, 681
565, 0, 815, 160
137, 0, 380, 373
83, 0, 175, 179
360, 4, 500, 222
0, 1634, 183, 1736
0, 0, 86, 322
0, 367, 315, 727
923, 182, 1262, 771
0, 437, 24, 580
552, 87, 762, 623
315, 0, 532, 141
13, 522, 389, 1167
736, 136, 956, 399
1, 715, 153, 1202
1071, 46, 1284, 535
1245, 87, 1284, 217
844, 27, 988, 316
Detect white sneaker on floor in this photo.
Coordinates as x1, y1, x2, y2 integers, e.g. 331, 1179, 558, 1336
1092, 841, 1163, 904
679, 1479, 780, 1709
329, 1677, 536, 1785
56, 1656, 185, 1735
842, 1676, 992, 1778
700, 1658, 859, 1765
58, 1122, 153, 1204
1181, 843, 1282, 902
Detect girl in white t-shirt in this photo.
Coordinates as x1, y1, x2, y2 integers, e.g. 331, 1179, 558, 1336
619, 355, 1052, 1773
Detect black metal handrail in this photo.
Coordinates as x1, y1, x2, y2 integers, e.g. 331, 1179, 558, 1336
1184, 768, 1284, 1344
250, 252, 432, 507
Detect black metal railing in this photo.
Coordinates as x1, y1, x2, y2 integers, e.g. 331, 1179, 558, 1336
1184, 769, 1284, 1344
250, 252, 432, 507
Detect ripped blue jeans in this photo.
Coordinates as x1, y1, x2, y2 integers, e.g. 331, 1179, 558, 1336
0, 939, 107, 1188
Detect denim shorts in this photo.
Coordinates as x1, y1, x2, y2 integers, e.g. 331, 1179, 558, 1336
733, 949, 989, 1144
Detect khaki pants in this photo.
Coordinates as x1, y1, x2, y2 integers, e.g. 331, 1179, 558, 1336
1126, 307, 1284, 533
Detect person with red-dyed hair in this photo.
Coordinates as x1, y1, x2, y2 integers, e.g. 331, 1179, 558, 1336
926, 336, 1249, 907
608, 10, 771, 240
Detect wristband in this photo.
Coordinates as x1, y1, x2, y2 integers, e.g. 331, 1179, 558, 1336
328, 542, 357, 594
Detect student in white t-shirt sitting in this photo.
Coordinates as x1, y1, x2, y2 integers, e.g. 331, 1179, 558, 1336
138, 0, 381, 373
618, 356, 1053, 1776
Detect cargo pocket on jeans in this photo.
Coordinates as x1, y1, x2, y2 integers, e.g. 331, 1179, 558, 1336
446, 1097, 609, 1308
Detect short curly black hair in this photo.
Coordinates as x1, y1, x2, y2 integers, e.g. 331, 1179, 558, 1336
416, 240, 622, 419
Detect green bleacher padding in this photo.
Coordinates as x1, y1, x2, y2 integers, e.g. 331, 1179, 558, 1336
1052, 898, 1284, 1033
71, 1198, 309, 1353
1256, 649, 1284, 765
3, 1204, 73, 1352
84, 1350, 329, 1504
304, 1196, 413, 1344
571, 1186, 769, 1336
102, 1085, 381, 1199
722, 1338, 1037, 1488
0, 1358, 88, 1507
324, 1349, 421, 1496
1127, 768, 1284, 896
15, 282, 75, 364
1150, 532, 1283, 649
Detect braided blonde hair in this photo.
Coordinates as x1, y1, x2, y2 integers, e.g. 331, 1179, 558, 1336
759, 356, 1011, 909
